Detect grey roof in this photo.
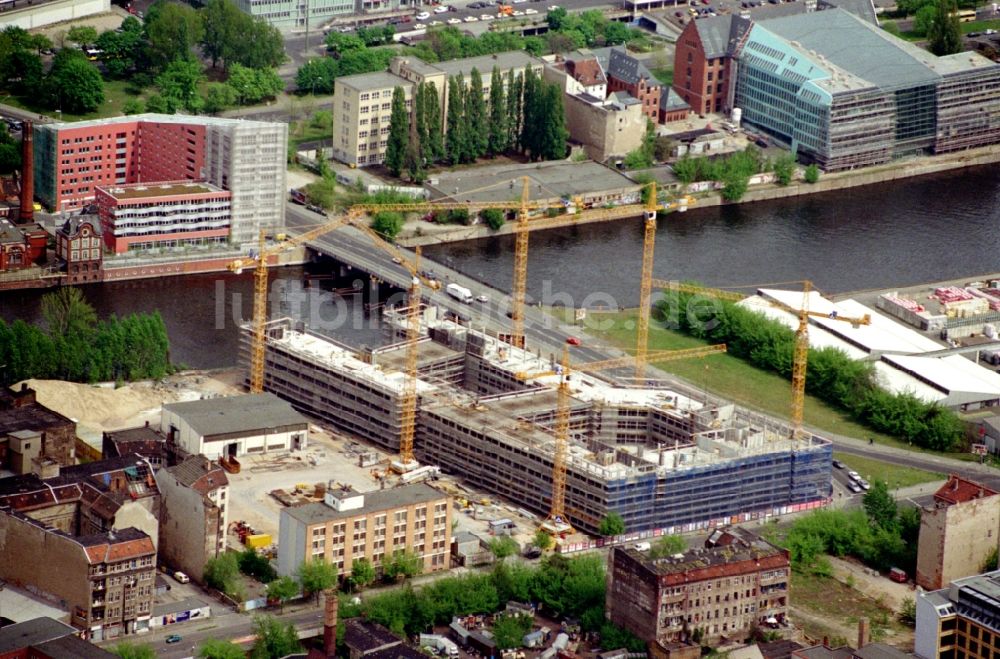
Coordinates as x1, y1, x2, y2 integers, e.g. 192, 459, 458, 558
609, 91, 642, 106
822, 0, 878, 24
0, 617, 77, 653
58, 214, 102, 238
934, 51, 1000, 76
344, 619, 402, 653
851, 643, 914, 659
0, 219, 22, 244
693, 15, 752, 59
284, 483, 445, 525
758, 9, 942, 91
432, 51, 544, 78
661, 87, 691, 112
336, 71, 411, 92
32, 635, 117, 658
794, 647, 855, 659
605, 47, 657, 86
162, 393, 308, 439
41, 113, 281, 132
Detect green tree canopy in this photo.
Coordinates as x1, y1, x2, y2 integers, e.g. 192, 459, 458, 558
144, 0, 204, 69
488, 536, 520, 559
383, 549, 423, 581
198, 639, 247, 659
296, 558, 337, 601
488, 67, 508, 156
384, 86, 409, 177
371, 211, 405, 241
250, 615, 302, 659
67, 25, 99, 46
648, 534, 687, 558
598, 512, 626, 536
226, 64, 283, 105
928, 0, 963, 55
350, 557, 376, 590
156, 58, 206, 112
204, 552, 240, 592
446, 74, 467, 164
265, 575, 298, 611
46, 51, 105, 113
40, 283, 96, 339
111, 642, 157, 659
466, 67, 488, 159
863, 480, 899, 532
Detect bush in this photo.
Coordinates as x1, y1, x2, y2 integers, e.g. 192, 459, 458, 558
238, 549, 277, 583
804, 164, 820, 183
481, 208, 505, 230
773, 154, 796, 186
371, 211, 405, 240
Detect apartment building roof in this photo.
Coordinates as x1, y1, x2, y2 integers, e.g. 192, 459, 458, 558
77, 527, 155, 564
432, 51, 544, 78
0, 617, 78, 653
933, 474, 999, 505
41, 113, 281, 132
58, 213, 102, 238
284, 483, 445, 526
34, 635, 118, 658
162, 393, 308, 439
338, 71, 410, 92
605, 47, 658, 86
100, 181, 225, 201
565, 56, 607, 86
0, 385, 74, 436
166, 455, 228, 495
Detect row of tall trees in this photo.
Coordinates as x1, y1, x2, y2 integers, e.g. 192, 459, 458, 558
384, 65, 567, 180
0, 289, 172, 385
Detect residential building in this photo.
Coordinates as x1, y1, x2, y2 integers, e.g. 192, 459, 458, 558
0, 454, 161, 545
546, 54, 609, 98
602, 48, 662, 122
33, 114, 286, 245
660, 88, 692, 123
155, 456, 229, 583
160, 393, 309, 460
277, 483, 452, 578
102, 422, 170, 470
563, 91, 648, 162
0, 617, 117, 658
0, 516, 156, 640
0, 383, 77, 467
55, 213, 103, 285
94, 181, 231, 254
332, 52, 545, 167
606, 527, 790, 646
0, 219, 45, 273
914, 570, 1000, 659
916, 475, 1000, 591
673, 9, 1000, 171
673, 17, 746, 116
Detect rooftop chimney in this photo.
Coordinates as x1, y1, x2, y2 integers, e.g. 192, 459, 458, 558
323, 590, 339, 656
857, 616, 870, 649
18, 122, 33, 224
822, 636, 830, 649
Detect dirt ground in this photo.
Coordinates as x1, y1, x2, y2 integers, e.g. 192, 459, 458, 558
827, 556, 916, 613
31, 10, 128, 41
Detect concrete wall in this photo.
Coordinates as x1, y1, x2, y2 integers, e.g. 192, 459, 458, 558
277, 508, 307, 577
156, 471, 221, 583
914, 592, 946, 659
564, 95, 646, 162
917, 496, 1000, 590
108, 501, 159, 549
0, 0, 109, 30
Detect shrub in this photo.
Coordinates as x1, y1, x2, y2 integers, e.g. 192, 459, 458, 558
804, 164, 820, 183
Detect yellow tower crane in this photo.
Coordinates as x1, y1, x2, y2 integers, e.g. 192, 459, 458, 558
229, 217, 435, 466
653, 280, 871, 438
520, 343, 727, 534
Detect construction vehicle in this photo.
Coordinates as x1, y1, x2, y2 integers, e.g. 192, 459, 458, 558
653, 280, 871, 439
497, 3, 514, 15
521, 342, 726, 534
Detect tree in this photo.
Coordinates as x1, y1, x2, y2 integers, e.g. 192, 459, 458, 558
67, 25, 98, 46
598, 512, 626, 536
804, 163, 820, 183
773, 153, 796, 185
481, 208, 505, 230
404, 128, 425, 183
520, 66, 539, 157
446, 74, 467, 164
720, 171, 749, 201
144, 1, 204, 69
295, 57, 337, 95
239, 548, 277, 583
384, 86, 409, 177
488, 536, 520, 559
250, 615, 301, 659
28, 33, 52, 54
649, 534, 687, 558
533, 528, 552, 550
325, 31, 365, 54
200, 0, 284, 71
157, 58, 206, 112
863, 480, 899, 532
928, 0, 963, 55
296, 558, 337, 601
111, 642, 157, 659
547, 6, 569, 30
603, 21, 632, 45
913, 3, 938, 35
204, 552, 241, 593
227, 64, 283, 105
493, 613, 533, 649
350, 557, 376, 590
506, 70, 522, 151
41, 286, 96, 338
423, 82, 444, 163
383, 549, 423, 581
466, 67, 488, 159
198, 639, 247, 659
899, 597, 917, 626
144, 93, 177, 114
203, 82, 236, 113
265, 575, 298, 611
48, 56, 105, 113
654, 135, 675, 162
488, 67, 508, 156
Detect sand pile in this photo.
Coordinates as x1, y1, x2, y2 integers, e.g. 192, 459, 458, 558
18, 379, 178, 430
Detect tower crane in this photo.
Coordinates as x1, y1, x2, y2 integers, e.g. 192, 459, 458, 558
228, 217, 436, 468
653, 280, 871, 439
520, 343, 727, 535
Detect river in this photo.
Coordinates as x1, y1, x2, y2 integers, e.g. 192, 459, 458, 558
2, 165, 998, 368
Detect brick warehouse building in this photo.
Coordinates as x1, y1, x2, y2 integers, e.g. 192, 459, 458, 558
673, 17, 746, 116
607, 527, 790, 647
33, 114, 286, 246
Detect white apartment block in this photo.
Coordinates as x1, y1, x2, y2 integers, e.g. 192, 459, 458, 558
332, 52, 546, 167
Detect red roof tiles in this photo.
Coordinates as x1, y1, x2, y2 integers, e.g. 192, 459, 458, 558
934, 474, 998, 505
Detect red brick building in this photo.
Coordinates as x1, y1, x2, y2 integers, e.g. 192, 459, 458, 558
56, 214, 103, 284
0, 219, 46, 272
94, 181, 231, 254
606, 48, 662, 121
607, 527, 789, 647
673, 17, 749, 116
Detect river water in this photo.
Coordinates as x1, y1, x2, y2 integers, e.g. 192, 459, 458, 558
2, 165, 998, 368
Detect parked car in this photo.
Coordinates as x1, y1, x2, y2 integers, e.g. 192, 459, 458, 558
166, 635, 183, 644
848, 482, 863, 494
858, 479, 871, 491
889, 567, 908, 583
416, 11, 430, 19
832, 459, 845, 469
566, 336, 582, 346
476, 294, 489, 303
433, 5, 449, 12
173, 571, 190, 584
847, 470, 860, 481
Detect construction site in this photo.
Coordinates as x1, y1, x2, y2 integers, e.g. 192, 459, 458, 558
242, 311, 832, 536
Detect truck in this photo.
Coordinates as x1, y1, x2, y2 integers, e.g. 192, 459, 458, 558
420, 634, 460, 656
446, 283, 474, 304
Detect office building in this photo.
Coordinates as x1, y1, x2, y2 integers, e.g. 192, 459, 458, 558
607, 527, 790, 646
33, 114, 286, 245
277, 482, 452, 578
915, 570, 1000, 659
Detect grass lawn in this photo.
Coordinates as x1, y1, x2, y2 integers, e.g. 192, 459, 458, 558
1, 78, 148, 122
790, 571, 906, 645
833, 452, 944, 489
961, 18, 1000, 32
651, 67, 674, 86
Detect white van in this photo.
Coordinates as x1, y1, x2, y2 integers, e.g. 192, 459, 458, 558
173, 571, 190, 584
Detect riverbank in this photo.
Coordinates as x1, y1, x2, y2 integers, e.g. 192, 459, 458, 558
397, 143, 1000, 247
